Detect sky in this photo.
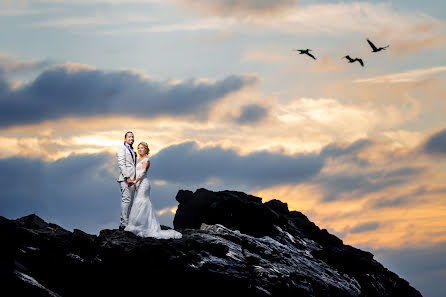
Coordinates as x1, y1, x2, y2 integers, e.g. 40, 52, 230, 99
0, 0, 445, 296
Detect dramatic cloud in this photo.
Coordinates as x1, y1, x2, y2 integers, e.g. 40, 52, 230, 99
0, 63, 258, 127
151, 141, 324, 188
423, 128, 446, 156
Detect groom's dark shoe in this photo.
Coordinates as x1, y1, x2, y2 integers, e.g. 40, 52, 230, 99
119, 225, 126, 231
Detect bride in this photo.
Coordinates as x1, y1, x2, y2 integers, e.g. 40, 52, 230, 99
125, 141, 182, 239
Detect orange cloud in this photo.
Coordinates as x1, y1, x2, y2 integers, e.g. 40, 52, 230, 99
0, 83, 434, 162
255, 175, 446, 249
255, 133, 446, 250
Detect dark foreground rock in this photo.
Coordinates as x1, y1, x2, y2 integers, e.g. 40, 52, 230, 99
1, 188, 422, 297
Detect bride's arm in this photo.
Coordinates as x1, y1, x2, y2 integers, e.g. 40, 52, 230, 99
134, 160, 150, 184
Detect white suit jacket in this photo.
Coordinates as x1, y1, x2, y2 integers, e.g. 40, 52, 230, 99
116, 144, 136, 182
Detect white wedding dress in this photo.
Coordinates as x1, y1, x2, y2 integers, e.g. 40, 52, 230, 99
125, 157, 182, 239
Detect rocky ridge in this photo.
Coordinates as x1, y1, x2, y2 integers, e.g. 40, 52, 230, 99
0, 188, 422, 296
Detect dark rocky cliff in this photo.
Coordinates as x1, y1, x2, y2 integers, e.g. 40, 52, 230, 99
1, 188, 422, 296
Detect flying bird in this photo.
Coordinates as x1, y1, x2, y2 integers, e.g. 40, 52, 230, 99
367, 38, 389, 53
343, 55, 364, 67
294, 49, 316, 60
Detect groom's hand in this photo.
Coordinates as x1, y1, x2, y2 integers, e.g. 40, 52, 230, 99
126, 177, 134, 186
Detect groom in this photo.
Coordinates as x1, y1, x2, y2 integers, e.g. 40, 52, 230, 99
117, 131, 137, 231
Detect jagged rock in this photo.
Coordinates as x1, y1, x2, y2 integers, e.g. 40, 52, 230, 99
0, 189, 422, 297
174, 189, 281, 237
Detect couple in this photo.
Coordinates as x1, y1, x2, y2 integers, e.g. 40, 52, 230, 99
117, 131, 182, 239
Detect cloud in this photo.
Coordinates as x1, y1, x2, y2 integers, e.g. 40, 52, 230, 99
423, 128, 446, 156
151, 141, 324, 188
0, 92, 419, 161
354, 66, 446, 84
320, 138, 373, 159
0, 62, 258, 127
234, 104, 268, 124
373, 241, 446, 297
371, 186, 427, 209
0, 53, 49, 74
276, 98, 379, 144
350, 221, 380, 234
310, 139, 428, 202
177, 0, 299, 18
314, 166, 426, 202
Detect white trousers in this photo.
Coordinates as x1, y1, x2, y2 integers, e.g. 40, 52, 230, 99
119, 181, 135, 227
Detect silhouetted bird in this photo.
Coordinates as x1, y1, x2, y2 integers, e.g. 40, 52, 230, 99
295, 49, 316, 60
343, 55, 364, 67
367, 38, 389, 52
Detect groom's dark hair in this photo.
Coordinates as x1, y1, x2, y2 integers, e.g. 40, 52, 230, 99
124, 131, 133, 139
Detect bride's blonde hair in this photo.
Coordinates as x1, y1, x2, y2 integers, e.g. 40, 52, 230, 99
138, 141, 150, 155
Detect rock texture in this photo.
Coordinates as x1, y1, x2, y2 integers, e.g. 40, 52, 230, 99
1, 188, 422, 296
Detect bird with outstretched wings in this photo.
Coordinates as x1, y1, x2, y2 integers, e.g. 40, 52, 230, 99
367, 39, 389, 53
343, 55, 364, 67
294, 49, 317, 60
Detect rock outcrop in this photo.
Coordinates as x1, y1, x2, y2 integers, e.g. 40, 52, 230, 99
1, 188, 422, 296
